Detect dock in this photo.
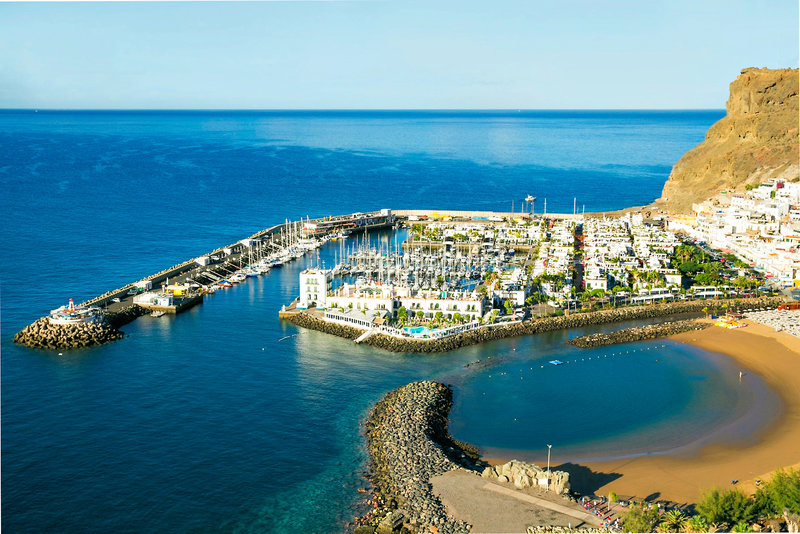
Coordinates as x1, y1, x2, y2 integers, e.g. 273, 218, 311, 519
18, 207, 597, 350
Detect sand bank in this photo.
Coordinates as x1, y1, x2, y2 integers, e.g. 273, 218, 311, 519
554, 320, 800, 504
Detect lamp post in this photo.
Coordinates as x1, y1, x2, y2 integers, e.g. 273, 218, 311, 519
547, 444, 552, 491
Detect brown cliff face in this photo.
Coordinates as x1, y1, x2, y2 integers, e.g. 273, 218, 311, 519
658, 67, 799, 213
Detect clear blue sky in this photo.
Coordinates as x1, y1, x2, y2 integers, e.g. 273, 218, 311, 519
1, 0, 797, 109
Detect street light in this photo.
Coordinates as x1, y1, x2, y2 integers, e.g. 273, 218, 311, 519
547, 444, 552, 491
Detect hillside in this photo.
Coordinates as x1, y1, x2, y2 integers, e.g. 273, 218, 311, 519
658, 67, 799, 213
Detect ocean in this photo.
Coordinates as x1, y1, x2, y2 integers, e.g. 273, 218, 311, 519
4, 109, 774, 533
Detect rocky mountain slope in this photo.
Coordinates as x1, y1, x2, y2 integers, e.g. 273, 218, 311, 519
658, 67, 799, 213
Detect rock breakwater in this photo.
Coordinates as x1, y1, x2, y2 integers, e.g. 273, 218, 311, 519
567, 318, 711, 348
363, 381, 480, 534
282, 311, 362, 341
14, 305, 146, 350
285, 298, 786, 354
14, 317, 125, 349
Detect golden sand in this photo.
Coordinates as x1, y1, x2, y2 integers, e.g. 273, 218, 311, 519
560, 320, 800, 504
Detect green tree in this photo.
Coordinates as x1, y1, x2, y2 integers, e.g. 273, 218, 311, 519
452, 312, 463, 323
732, 276, 752, 291
434, 311, 443, 323
397, 306, 407, 323
753, 468, 800, 517
504, 300, 513, 315
677, 260, 702, 274
622, 502, 661, 533
696, 488, 757, 527
695, 272, 719, 286
416, 310, 424, 320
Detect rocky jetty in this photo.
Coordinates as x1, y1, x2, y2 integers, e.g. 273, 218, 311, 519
659, 67, 799, 213
481, 459, 571, 495
362, 381, 479, 534
14, 317, 125, 349
567, 318, 711, 348
286, 297, 786, 354
14, 305, 146, 350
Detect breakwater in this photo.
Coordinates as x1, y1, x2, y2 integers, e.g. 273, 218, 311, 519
14, 210, 390, 351
284, 297, 787, 353
14, 317, 125, 349
13, 305, 148, 350
566, 318, 711, 348
362, 381, 480, 534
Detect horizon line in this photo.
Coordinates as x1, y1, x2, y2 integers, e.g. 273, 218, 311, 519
0, 107, 726, 112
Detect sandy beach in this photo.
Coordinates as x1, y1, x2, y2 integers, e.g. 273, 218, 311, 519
540, 320, 800, 505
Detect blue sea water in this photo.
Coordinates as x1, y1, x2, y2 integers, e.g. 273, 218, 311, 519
3, 109, 777, 533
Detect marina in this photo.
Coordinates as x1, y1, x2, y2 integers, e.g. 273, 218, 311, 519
18, 205, 791, 351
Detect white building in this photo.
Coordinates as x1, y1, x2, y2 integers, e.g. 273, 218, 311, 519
298, 269, 331, 309
325, 282, 485, 322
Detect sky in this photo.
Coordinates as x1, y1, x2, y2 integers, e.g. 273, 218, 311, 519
0, 0, 797, 109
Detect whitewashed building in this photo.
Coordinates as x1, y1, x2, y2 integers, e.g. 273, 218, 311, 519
298, 269, 332, 309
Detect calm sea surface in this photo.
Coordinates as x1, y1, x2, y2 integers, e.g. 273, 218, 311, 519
4, 110, 777, 533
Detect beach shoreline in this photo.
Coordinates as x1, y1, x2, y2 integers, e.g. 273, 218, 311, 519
504, 320, 800, 505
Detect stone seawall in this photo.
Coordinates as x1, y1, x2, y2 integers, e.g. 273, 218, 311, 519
283, 311, 363, 340
14, 305, 147, 350
361, 381, 478, 534
285, 298, 786, 354
567, 318, 712, 348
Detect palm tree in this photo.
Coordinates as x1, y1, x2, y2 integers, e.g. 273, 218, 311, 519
659, 510, 688, 532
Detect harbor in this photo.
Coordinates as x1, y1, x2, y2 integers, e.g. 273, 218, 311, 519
14, 210, 396, 349
17, 206, 793, 351
279, 211, 789, 349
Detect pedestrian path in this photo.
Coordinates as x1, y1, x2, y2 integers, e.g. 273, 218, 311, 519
482, 482, 603, 527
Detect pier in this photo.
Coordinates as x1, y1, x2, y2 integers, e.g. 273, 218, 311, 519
15, 209, 398, 349
17, 206, 784, 351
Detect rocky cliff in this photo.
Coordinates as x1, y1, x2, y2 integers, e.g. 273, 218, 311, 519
658, 67, 799, 213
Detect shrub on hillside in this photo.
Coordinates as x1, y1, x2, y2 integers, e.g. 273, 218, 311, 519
753, 468, 800, 517
696, 488, 757, 527
622, 502, 661, 533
